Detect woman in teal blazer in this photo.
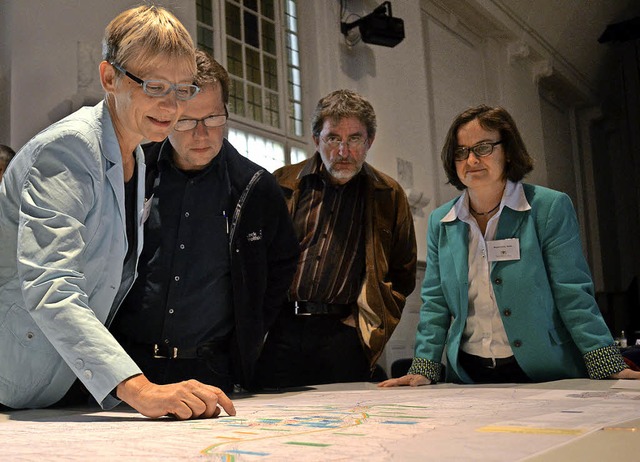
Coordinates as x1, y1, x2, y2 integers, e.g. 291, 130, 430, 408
381, 105, 638, 386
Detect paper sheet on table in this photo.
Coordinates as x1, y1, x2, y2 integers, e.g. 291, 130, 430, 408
610, 379, 640, 390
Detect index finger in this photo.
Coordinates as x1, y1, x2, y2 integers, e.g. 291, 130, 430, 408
213, 388, 236, 416
196, 386, 236, 417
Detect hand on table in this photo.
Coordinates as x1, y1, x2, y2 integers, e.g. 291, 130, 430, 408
116, 374, 236, 420
377, 374, 431, 387
610, 368, 640, 380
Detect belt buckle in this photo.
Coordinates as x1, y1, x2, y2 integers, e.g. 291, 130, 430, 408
153, 344, 178, 359
294, 301, 312, 316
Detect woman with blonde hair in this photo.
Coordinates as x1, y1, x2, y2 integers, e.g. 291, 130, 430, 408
0, 5, 234, 419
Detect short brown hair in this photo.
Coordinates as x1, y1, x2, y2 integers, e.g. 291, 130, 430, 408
311, 89, 376, 139
194, 50, 230, 104
441, 105, 534, 190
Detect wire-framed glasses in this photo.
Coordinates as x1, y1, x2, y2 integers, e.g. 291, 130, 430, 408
321, 135, 368, 150
174, 107, 229, 131
110, 62, 200, 101
454, 141, 502, 161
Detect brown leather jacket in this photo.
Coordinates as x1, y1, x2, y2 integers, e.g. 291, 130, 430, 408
273, 155, 417, 369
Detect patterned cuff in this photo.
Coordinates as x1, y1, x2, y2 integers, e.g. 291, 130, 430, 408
407, 357, 442, 382
584, 345, 628, 379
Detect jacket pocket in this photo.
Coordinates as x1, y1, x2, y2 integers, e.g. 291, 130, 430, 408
547, 326, 571, 346
0, 304, 59, 391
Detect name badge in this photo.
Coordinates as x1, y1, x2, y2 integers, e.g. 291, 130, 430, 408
487, 238, 520, 262
142, 194, 154, 224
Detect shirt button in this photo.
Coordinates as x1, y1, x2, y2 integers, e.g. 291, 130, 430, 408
184, 212, 190, 218
164, 339, 170, 344
179, 244, 185, 250
83, 370, 93, 380
513, 340, 522, 348
75, 359, 84, 369
26, 332, 35, 340
494, 278, 502, 285
503, 309, 511, 317
168, 308, 174, 314
174, 276, 180, 282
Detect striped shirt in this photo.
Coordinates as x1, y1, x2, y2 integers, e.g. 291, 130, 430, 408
289, 158, 366, 304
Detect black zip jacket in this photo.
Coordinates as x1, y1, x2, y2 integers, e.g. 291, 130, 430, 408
144, 139, 300, 386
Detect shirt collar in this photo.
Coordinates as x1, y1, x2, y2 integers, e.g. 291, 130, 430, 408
441, 180, 531, 223
158, 140, 226, 180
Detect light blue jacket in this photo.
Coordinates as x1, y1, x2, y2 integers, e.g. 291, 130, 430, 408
412, 183, 624, 382
0, 101, 143, 409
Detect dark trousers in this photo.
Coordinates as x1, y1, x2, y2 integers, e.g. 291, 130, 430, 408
255, 308, 371, 389
458, 350, 532, 384
123, 342, 234, 394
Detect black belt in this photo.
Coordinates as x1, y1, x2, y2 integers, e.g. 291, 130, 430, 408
459, 350, 517, 369
292, 301, 353, 317
126, 339, 229, 360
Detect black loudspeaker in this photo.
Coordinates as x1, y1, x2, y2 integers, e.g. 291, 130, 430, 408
341, 1, 405, 48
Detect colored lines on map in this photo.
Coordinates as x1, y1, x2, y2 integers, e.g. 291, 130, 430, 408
200, 410, 370, 456
200, 403, 430, 458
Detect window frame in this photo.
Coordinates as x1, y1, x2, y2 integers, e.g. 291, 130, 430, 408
195, 0, 309, 167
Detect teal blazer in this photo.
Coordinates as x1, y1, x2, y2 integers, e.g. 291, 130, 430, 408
414, 183, 618, 382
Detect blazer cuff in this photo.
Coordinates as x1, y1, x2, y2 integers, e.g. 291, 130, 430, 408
407, 357, 442, 382
584, 345, 628, 379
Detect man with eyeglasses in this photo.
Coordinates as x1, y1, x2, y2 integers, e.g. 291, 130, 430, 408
255, 89, 417, 389
110, 50, 299, 394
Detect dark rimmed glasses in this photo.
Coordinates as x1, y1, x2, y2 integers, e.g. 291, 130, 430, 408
454, 141, 502, 161
110, 62, 200, 101
174, 107, 229, 131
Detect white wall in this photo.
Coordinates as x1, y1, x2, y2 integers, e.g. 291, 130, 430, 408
4, 0, 193, 150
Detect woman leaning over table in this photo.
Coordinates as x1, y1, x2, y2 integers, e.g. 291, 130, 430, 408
380, 104, 639, 387
0, 5, 234, 419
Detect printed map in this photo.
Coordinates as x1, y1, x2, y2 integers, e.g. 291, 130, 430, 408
3, 386, 639, 461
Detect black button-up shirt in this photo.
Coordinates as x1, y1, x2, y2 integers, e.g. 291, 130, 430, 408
112, 146, 233, 349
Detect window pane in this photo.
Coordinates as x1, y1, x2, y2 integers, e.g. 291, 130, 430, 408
226, 2, 241, 40
228, 128, 285, 172
263, 56, 278, 91
263, 0, 275, 19
197, 0, 213, 25
247, 85, 263, 122
289, 67, 300, 88
229, 78, 245, 116
246, 48, 261, 85
243, 0, 258, 12
285, 0, 303, 137
262, 19, 276, 54
287, 33, 298, 53
197, 28, 214, 55
291, 147, 308, 164
265, 92, 279, 127
226, 39, 243, 78
243, 11, 259, 48
285, 5, 297, 33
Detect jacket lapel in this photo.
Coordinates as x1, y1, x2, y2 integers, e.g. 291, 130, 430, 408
443, 219, 469, 307
494, 207, 527, 241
